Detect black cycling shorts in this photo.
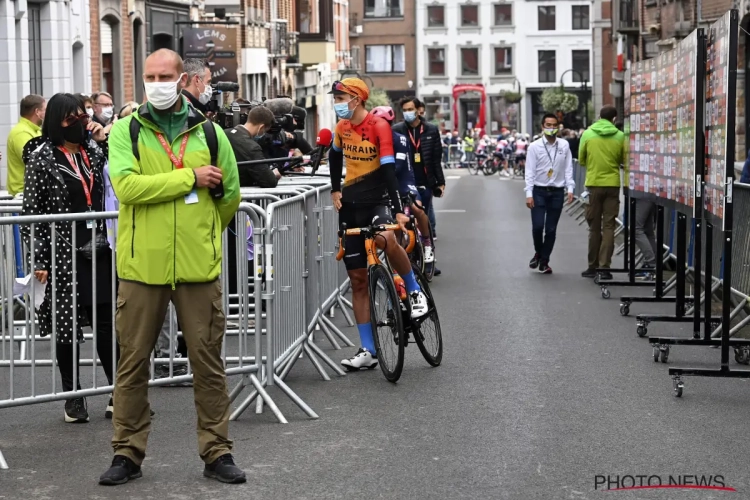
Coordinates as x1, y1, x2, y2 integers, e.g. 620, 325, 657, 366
339, 203, 394, 270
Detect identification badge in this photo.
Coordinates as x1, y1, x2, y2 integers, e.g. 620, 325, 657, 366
86, 219, 95, 229
547, 168, 554, 178
185, 189, 199, 205
414, 153, 421, 163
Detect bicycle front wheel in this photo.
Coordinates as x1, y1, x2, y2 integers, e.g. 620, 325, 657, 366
369, 264, 406, 382
412, 266, 443, 366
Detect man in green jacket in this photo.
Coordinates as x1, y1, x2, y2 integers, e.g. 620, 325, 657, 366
99, 49, 245, 486
579, 105, 625, 279
5, 95, 45, 196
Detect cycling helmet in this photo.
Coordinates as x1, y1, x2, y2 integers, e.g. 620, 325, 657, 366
371, 106, 396, 123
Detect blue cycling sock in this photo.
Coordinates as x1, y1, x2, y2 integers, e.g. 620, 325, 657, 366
357, 323, 376, 355
402, 270, 421, 294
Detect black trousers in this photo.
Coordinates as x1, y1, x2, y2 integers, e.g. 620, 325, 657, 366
57, 303, 120, 393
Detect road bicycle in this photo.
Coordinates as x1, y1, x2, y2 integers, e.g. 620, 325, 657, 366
337, 222, 443, 382
400, 197, 436, 282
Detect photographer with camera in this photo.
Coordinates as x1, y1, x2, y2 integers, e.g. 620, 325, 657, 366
225, 104, 280, 188
261, 98, 313, 159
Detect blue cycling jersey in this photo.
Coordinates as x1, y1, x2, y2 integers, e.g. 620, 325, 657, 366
393, 131, 418, 197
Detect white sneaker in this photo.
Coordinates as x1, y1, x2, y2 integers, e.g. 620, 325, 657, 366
409, 291, 429, 318
424, 245, 435, 263
341, 348, 378, 371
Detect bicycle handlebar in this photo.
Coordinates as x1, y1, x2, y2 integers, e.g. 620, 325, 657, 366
335, 221, 416, 261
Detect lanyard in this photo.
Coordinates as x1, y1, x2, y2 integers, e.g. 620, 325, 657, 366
59, 147, 94, 209
543, 141, 559, 169
156, 133, 190, 169
407, 125, 423, 151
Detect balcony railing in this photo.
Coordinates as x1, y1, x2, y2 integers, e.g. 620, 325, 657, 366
268, 19, 289, 57
618, 0, 639, 31
350, 13, 361, 35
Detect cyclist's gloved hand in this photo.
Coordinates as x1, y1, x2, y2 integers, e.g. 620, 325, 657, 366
395, 213, 410, 233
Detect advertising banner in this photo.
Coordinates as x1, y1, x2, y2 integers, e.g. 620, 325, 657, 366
182, 27, 238, 83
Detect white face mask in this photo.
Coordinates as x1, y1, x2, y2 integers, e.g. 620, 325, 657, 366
198, 82, 213, 105
100, 106, 114, 120
86, 108, 95, 118
144, 73, 185, 110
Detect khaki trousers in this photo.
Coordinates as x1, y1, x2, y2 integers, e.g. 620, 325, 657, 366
111, 280, 232, 466
585, 187, 621, 270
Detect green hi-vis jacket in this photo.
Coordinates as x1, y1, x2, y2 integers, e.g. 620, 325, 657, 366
578, 119, 625, 188
108, 99, 240, 287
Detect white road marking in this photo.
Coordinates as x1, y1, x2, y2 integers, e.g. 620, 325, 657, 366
446, 175, 461, 179
435, 209, 466, 213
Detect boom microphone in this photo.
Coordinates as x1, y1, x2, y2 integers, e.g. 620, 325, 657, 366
316, 128, 333, 147
263, 97, 294, 116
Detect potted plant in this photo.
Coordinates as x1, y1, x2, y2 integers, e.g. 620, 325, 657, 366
501, 91, 523, 104
540, 85, 579, 114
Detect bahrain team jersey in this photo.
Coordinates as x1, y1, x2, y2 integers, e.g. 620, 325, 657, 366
332, 113, 395, 203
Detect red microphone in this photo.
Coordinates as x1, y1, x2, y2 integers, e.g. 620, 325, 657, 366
316, 128, 333, 147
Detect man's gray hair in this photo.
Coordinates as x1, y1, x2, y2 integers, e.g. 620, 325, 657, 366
184, 59, 209, 80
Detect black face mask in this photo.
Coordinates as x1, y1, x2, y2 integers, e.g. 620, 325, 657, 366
62, 121, 86, 144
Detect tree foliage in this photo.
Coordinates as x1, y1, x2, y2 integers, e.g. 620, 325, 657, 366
540, 86, 579, 114
365, 88, 390, 110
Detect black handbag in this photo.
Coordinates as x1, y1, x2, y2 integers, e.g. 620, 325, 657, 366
78, 231, 110, 260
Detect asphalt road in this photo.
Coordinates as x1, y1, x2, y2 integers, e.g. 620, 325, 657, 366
1, 170, 749, 500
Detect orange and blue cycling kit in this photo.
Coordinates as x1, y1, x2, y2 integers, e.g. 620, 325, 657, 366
329, 112, 403, 213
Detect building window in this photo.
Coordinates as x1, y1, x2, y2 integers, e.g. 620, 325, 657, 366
494, 4, 512, 26
427, 5, 445, 27
461, 47, 479, 75
365, 0, 402, 18
28, 4, 43, 95
538, 50, 556, 82
572, 50, 590, 81
365, 44, 405, 72
494, 47, 512, 75
461, 5, 479, 26
538, 6, 556, 31
428, 48, 445, 76
572, 5, 589, 30
424, 96, 451, 130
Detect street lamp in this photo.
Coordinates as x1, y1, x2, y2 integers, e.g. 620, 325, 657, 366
559, 69, 589, 128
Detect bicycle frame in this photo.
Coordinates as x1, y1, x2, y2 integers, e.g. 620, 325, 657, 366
336, 224, 416, 267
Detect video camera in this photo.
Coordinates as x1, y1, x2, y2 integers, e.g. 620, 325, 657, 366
214, 100, 263, 129
206, 81, 241, 115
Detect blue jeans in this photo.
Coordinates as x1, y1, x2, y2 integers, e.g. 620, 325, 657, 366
531, 187, 565, 263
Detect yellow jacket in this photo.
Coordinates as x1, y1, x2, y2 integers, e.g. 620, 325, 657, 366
6, 117, 42, 196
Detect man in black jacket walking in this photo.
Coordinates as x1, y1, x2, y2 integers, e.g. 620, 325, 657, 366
393, 96, 446, 275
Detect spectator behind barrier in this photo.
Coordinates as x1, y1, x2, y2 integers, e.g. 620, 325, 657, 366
578, 105, 625, 279
182, 58, 212, 115
91, 92, 115, 133
21, 92, 116, 424
100, 48, 245, 486
740, 149, 750, 183
6, 94, 46, 196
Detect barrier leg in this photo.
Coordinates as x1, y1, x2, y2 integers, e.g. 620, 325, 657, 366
230, 373, 288, 424
320, 315, 356, 347
228, 374, 249, 403
272, 374, 319, 419
336, 296, 355, 326
317, 318, 342, 350
0, 450, 7, 470
302, 342, 331, 381
306, 339, 347, 376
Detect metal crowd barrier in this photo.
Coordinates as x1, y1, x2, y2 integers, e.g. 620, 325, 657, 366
0, 180, 354, 468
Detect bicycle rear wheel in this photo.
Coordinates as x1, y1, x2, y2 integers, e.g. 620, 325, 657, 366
369, 264, 406, 382
412, 266, 443, 367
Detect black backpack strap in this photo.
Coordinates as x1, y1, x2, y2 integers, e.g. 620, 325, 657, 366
202, 120, 218, 166
129, 118, 141, 161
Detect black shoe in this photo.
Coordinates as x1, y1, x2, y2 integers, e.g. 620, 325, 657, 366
99, 455, 142, 486
204, 454, 247, 484
538, 262, 552, 274
581, 268, 597, 278
529, 253, 541, 269
105, 397, 113, 419
598, 271, 613, 281
64, 397, 89, 423
434, 267, 442, 276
